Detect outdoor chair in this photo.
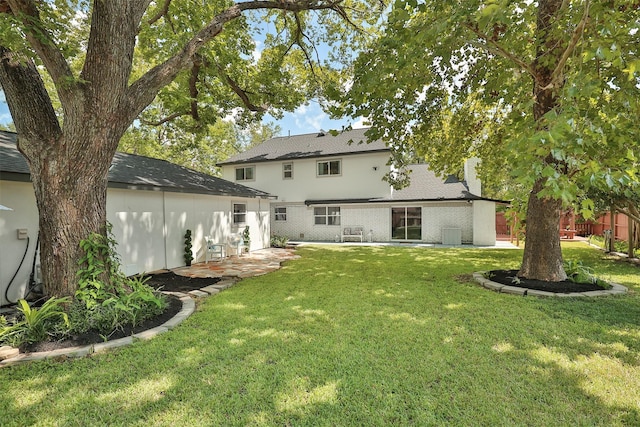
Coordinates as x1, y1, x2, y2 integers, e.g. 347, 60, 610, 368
205, 236, 225, 262
227, 233, 248, 257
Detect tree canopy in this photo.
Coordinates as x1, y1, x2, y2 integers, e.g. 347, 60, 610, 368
332, 0, 640, 280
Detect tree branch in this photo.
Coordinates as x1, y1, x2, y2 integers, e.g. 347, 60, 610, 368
126, 0, 347, 122
148, 0, 173, 24
5, 0, 77, 101
189, 55, 202, 120
139, 111, 191, 126
0, 46, 61, 144
463, 22, 537, 78
216, 64, 269, 112
541, 0, 591, 90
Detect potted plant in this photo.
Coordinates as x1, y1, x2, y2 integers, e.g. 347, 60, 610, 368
242, 226, 250, 253
184, 229, 194, 266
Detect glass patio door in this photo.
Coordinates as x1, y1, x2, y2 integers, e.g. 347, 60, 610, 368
391, 207, 422, 240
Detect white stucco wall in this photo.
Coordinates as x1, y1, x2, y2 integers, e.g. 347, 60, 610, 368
0, 181, 40, 306
108, 190, 271, 274
472, 200, 497, 246
1, 179, 270, 305
222, 152, 391, 202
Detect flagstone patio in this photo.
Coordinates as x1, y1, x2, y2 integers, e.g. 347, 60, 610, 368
170, 248, 300, 279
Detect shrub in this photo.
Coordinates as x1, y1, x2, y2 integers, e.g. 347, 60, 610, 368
0, 297, 70, 347
270, 234, 289, 248
184, 230, 194, 266
71, 224, 167, 336
563, 259, 611, 288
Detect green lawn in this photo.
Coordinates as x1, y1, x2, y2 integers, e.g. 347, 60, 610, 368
1, 243, 640, 426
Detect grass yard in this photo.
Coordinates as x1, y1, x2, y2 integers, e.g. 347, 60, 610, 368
1, 242, 639, 426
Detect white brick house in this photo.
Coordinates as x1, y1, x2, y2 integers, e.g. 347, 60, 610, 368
219, 128, 500, 245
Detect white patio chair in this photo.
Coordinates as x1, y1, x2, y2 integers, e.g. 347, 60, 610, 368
205, 236, 225, 262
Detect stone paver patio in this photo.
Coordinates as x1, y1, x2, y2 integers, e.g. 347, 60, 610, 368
171, 247, 300, 279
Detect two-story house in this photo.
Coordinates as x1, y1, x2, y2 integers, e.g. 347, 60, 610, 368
219, 128, 498, 245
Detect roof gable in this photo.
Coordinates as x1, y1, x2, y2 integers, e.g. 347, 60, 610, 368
218, 127, 389, 165
0, 131, 271, 199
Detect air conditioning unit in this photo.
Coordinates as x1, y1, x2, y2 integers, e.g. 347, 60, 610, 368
442, 228, 462, 245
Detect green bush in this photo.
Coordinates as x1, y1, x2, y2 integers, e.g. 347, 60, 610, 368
563, 259, 610, 288
270, 234, 289, 248
184, 229, 194, 266
589, 234, 629, 253
70, 224, 167, 336
0, 297, 70, 347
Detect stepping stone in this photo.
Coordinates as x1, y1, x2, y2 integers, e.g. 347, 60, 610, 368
200, 285, 221, 295
0, 346, 19, 361
188, 290, 209, 298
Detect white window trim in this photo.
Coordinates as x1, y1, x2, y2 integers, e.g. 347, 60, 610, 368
316, 158, 341, 177
235, 165, 255, 182
283, 162, 293, 180
233, 202, 248, 224
274, 206, 287, 221
313, 206, 341, 226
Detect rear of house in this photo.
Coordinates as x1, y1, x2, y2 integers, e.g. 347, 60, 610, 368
219, 128, 499, 246
0, 131, 272, 306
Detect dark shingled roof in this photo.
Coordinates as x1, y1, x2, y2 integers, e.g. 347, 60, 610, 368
218, 127, 389, 165
305, 164, 506, 205
0, 131, 272, 199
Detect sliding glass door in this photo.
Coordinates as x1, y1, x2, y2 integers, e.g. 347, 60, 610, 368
391, 207, 422, 240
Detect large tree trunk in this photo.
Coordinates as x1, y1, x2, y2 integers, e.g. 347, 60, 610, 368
518, 0, 568, 282
519, 179, 566, 281
23, 135, 112, 297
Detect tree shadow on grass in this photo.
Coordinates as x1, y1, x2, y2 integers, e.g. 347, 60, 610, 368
2, 245, 640, 425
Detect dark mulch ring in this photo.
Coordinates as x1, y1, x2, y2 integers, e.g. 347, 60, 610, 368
487, 269, 608, 293
143, 271, 221, 293
22, 272, 219, 354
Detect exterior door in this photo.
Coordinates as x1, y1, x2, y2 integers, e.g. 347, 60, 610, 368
391, 207, 422, 240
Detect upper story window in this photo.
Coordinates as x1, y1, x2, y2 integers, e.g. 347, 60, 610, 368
317, 159, 341, 176
235, 166, 255, 181
274, 206, 287, 221
233, 203, 247, 224
283, 162, 293, 179
314, 206, 341, 225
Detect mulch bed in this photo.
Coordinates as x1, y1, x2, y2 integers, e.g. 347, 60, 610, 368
487, 269, 608, 293
21, 272, 220, 354
143, 271, 221, 293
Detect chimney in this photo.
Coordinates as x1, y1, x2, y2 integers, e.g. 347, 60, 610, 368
464, 157, 481, 196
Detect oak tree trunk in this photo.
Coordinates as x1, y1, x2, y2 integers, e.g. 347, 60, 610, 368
517, 0, 568, 281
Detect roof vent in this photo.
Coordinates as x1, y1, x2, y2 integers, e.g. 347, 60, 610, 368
317, 129, 326, 137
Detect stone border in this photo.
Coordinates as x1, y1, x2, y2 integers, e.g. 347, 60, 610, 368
0, 278, 238, 367
473, 272, 628, 297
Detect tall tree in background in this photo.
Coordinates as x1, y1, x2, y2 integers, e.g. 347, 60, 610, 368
335, 0, 640, 281
0, 0, 376, 297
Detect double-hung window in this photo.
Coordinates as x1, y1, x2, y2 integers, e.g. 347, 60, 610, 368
274, 206, 287, 221
317, 159, 341, 176
233, 203, 247, 224
283, 162, 293, 179
235, 166, 255, 181
314, 206, 340, 225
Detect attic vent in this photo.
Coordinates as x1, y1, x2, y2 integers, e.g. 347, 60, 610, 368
317, 129, 326, 137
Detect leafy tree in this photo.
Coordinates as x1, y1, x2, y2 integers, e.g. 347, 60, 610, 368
0, 0, 377, 297
334, 0, 640, 281
119, 118, 240, 176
